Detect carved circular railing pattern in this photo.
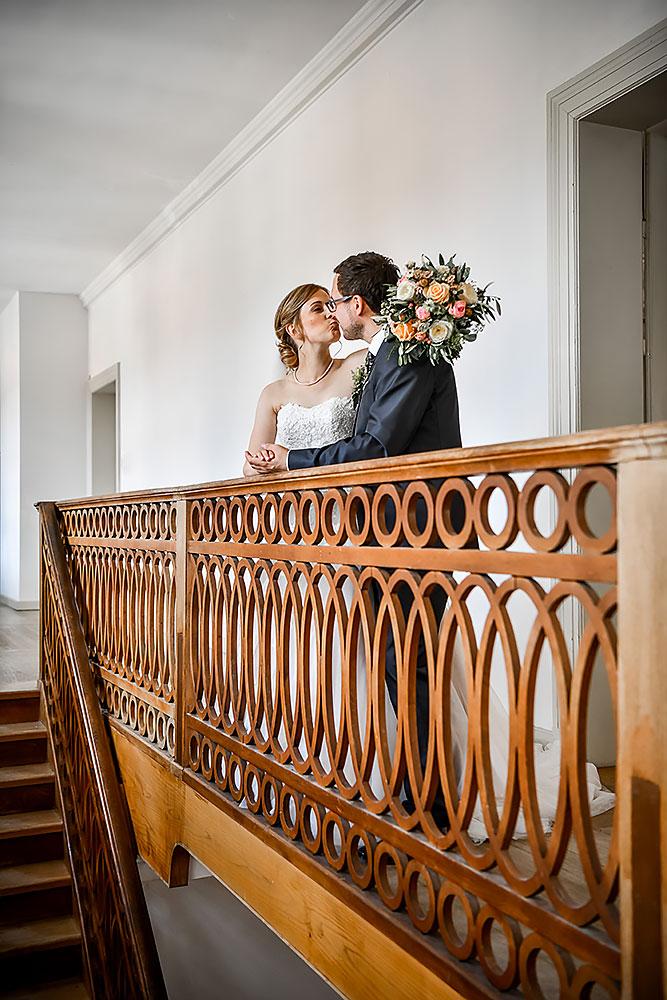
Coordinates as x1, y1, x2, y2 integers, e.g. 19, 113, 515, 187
183, 467, 617, 554
41, 548, 147, 997
68, 543, 176, 704
184, 556, 618, 936
97, 678, 176, 755
58, 463, 620, 998
62, 502, 176, 542
187, 730, 619, 998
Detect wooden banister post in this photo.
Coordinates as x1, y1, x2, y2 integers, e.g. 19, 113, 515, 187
174, 499, 188, 767
618, 456, 667, 998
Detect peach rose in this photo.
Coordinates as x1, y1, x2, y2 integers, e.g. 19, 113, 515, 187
394, 320, 417, 341
427, 281, 449, 304
448, 299, 466, 318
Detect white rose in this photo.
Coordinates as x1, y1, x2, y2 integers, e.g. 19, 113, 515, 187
429, 318, 453, 345
396, 279, 416, 301
461, 282, 478, 305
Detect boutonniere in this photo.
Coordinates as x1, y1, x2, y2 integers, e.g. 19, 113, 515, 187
351, 355, 375, 408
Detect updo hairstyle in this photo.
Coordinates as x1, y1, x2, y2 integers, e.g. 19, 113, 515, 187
274, 283, 328, 370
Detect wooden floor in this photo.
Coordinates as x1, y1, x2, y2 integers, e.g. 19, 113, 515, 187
0, 607, 39, 691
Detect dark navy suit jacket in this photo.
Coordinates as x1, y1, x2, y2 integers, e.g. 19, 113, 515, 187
287, 339, 462, 470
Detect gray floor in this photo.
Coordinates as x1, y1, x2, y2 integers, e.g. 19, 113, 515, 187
143, 871, 339, 1000
0, 604, 338, 999
0, 605, 39, 688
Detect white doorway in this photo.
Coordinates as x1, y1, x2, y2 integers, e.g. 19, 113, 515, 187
547, 17, 667, 437
579, 72, 667, 431
89, 363, 120, 495
547, 21, 667, 766
576, 75, 667, 765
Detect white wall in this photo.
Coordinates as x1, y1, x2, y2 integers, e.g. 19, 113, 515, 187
87, 0, 666, 491
0, 292, 88, 606
0, 294, 21, 601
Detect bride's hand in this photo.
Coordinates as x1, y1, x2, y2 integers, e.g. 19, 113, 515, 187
245, 443, 288, 474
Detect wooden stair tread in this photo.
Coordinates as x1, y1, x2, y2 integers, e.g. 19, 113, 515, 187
0, 915, 80, 957
0, 722, 47, 742
0, 688, 39, 701
2, 979, 88, 999
0, 810, 62, 839
0, 860, 70, 895
0, 763, 54, 787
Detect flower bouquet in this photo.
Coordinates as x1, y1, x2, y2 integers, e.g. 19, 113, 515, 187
378, 253, 500, 366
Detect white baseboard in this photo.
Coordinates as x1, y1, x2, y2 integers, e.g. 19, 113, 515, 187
0, 594, 39, 611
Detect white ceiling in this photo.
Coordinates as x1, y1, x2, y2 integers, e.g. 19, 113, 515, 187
0, 0, 366, 311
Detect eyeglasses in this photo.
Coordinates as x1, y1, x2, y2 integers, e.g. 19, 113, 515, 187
325, 295, 353, 312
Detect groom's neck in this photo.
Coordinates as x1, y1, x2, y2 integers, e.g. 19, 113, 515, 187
360, 319, 380, 344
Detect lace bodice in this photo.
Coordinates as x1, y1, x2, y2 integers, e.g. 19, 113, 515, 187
275, 395, 356, 451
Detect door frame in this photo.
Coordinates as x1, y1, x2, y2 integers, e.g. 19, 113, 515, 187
88, 362, 120, 496
547, 17, 667, 439
545, 19, 667, 728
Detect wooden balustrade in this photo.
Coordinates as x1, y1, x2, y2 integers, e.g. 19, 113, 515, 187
39, 502, 167, 999
43, 422, 667, 999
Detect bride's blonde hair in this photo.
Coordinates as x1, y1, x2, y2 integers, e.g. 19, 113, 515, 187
274, 283, 328, 370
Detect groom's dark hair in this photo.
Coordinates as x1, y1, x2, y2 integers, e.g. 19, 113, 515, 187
334, 251, 399, 314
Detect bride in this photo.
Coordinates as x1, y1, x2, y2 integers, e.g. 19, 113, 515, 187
243, 281, 614, 841
243, 282, 365, 475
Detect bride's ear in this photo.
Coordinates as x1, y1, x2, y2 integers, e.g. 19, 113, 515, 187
287, 323, 303, 348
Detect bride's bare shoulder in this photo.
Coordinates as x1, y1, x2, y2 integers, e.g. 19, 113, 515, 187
257, 375, 292, 412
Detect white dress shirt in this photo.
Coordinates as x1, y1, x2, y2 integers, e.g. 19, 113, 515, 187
286, 330, 382, 470
367, 328, 384, 356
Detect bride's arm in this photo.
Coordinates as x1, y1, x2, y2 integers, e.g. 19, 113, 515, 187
243, 385, 279, 477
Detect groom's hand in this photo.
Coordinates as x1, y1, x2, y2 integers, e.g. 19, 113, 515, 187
245, 443, 288, 474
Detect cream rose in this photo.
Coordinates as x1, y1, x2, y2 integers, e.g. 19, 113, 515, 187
429, 318, 453, 345
396, 279, 416, 301
461, 282, 478, 305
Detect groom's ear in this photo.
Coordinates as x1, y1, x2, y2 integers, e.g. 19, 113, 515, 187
352, 294, 364, 316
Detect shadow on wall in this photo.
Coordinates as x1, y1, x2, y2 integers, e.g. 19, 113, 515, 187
142, 871, 338, 1000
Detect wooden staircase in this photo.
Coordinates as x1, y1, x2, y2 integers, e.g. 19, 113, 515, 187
0, 687, 88, 998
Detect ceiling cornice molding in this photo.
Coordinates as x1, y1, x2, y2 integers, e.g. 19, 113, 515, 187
81, 0, 424, 307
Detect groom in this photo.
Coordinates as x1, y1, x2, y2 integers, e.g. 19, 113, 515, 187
248, 251, 464, 827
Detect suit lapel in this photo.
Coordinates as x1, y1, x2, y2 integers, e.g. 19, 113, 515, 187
353, 349, 381, 433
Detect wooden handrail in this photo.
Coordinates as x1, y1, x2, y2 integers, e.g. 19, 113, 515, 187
41, 421, 667, 998
38, 501, 167, 999
52, 420, 667, 508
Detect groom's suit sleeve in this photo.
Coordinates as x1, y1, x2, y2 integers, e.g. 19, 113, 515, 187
287, 351, 438, 470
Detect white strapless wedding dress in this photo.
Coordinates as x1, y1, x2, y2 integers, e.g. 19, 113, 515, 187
275, 394, 357, 451
266, 395, 614, 841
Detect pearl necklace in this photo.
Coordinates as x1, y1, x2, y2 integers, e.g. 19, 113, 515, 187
293, 358, 335, 386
